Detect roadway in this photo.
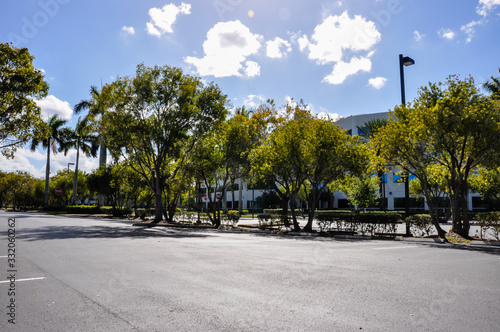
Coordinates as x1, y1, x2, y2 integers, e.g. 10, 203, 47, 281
1, 210, 499, 331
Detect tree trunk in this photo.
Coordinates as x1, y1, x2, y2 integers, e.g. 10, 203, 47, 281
231, 179, 235, 211
289, 194, 301, 231
44, 145, 50, 209
238, 177, 243, 214
304, 188, 319, 232
72, 141, 80, 205
459, 183, 471, 238
425, 196, 447, 238
153, 176, 163, 223
98, 140, 107, 206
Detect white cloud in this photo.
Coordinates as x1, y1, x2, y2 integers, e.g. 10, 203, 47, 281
243, 94, 265, 108
461, 20, 482, 43
122, 26, 135, 35
36, 95, 73, 121
477, 0, 500, 16
301, 11, 380, 65
459, 0, 499, 43
317, 111, 341, 122
0, 146, 100, 179
368, 77, 387, 89
297, 35, 310, 52
438, 28, 455, 40
414, 30, 425, 41
244, 61, 260, 78
185, 20, 263, 78
323, 56, 372, 85
298, 11, 380, 84
266, 37, 292, 59
146, 2, 191, 37
0, 148, 45, 178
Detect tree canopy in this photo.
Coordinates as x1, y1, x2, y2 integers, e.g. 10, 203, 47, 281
102, 64, 228, 222
374, 75, 500, 237
0, 43, 49, 157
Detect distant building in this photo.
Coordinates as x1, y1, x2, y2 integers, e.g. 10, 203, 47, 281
336, 111, 484, 211
199, 111, 486, 212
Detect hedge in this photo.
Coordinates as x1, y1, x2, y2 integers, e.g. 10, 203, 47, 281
476, 212, 500, 240
405, 214, 434, 237
257, 213, 286, 229
64, 205, 132, 217
65, 205, 101, 214
315, 211, 403, 236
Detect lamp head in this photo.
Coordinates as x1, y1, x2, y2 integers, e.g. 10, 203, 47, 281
402, 56, 415, 66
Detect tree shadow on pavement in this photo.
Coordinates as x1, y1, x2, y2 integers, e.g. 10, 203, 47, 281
4, 225, 211, 241
415, 242, 500, 256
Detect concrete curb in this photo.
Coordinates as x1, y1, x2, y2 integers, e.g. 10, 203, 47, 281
127, 220, 500, 246
288, 232, 320, 237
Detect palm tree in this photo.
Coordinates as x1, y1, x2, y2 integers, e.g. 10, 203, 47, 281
356, 118, 388, 142
357, 118, 389, 210
483, 68, 500, 99
30, 115, 71, 208
74, 85, 110, 205
62, 118, 99, 204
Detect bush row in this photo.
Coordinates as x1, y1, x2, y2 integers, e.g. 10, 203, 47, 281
405, 214, 434, 237
315, 211, 403, 236
262, 209, 304, 215
257, 214, 287, 229
65, 205, 132, 217
476, 212, 500, 240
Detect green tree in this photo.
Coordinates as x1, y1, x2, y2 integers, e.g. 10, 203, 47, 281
333, 175, 380, 210
483, 68, 500, 99
0, 171, 41, 210
61, 119, 99, 204
471, 167, 500, 203
189, 128, 230, 227
356, 118, 388, 143
50, 169, 76, 205
0, 43, 49, 157
302, 117, 369, 231
29, 115, 72, 208
250, 103, 311, 230
74, 85, 113, 205
374, 75, 500, 238
357, 118, 388, 210
102, 64, 228, 222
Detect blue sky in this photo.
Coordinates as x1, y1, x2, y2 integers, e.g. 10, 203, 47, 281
1, 0, 500, 178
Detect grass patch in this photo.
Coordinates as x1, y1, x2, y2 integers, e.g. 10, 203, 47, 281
446, 231, 471, 244
446, 237, 471, 244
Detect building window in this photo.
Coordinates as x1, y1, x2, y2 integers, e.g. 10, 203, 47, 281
393, 173, 417, 183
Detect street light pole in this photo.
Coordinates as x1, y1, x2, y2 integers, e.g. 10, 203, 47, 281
68, 162, 74, 171
399, 54, 414, 235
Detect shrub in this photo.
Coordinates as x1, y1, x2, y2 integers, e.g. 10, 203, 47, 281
262, 209, 302, 216
65, 205, 101, 214
406, 214, 434, 237
476, 212, 500, 240
315, 211, 402, 236
222, 210, 240, 227
174, 209, 195, 223
257, 214, 283, 229
135, 208, 155, 220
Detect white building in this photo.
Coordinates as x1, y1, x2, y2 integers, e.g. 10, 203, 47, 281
335, 111, 484, 211
199, 111, 486, 212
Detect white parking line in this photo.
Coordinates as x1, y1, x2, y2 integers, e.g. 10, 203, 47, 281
0, 256, 7, 258
0, 277, 46, 284
374, 245, 418, 250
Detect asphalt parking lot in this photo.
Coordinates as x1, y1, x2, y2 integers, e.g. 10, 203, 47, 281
1, 210, 499, 332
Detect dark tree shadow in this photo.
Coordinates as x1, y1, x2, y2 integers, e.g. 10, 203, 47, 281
413, 241, 500, 256
1, 225, 210, 242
